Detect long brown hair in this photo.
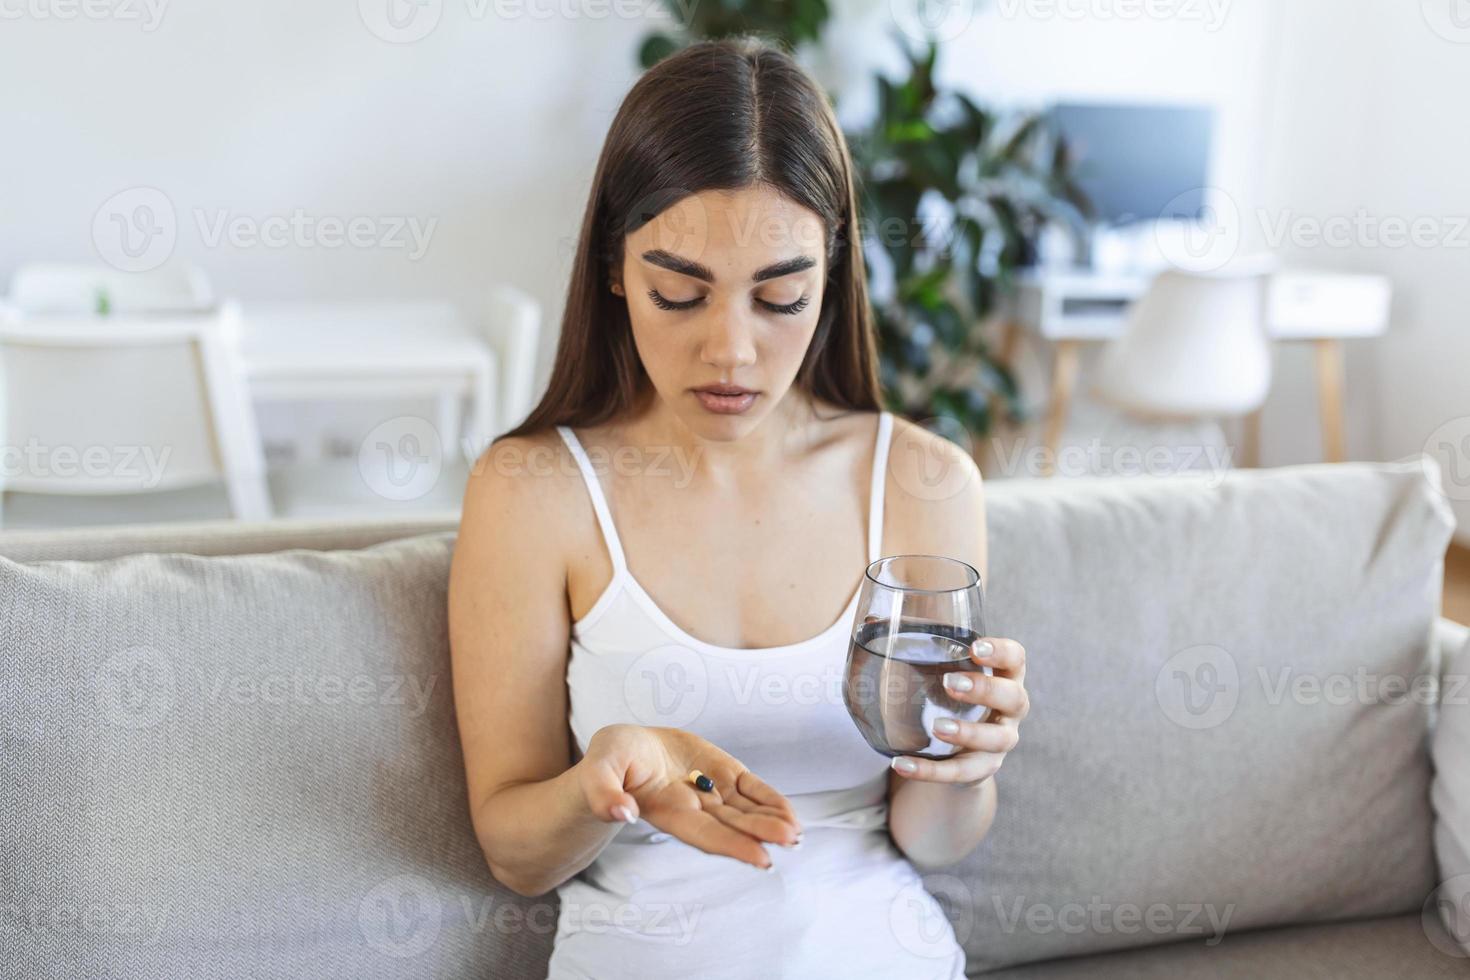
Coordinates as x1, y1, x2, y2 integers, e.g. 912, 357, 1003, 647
501, 36, 882, 440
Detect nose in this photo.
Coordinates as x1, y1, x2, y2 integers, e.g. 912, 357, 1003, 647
699, 307, 757, 371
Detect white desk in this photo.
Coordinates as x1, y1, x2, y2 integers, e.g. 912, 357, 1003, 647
239, 301, 497, 462
999, 269, 1392, 470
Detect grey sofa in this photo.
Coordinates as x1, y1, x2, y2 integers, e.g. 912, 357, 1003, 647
4, 460, 1469, 978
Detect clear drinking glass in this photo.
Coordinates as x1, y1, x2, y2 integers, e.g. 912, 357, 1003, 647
842, 555, 991, 760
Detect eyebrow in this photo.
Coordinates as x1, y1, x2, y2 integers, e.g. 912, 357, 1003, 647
640, 249, 817, 284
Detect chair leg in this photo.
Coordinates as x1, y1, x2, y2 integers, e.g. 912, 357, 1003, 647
1241, 408, 1263, 469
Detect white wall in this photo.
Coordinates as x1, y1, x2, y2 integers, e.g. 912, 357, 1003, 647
1260, 0, 1470, 539
0, 1, 660, 389
2, 0, 1466, 537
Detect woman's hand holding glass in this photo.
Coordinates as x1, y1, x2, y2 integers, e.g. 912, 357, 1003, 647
889, 636, 1029, 787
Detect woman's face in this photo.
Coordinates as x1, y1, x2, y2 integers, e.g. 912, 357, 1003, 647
616, 185, 828, 440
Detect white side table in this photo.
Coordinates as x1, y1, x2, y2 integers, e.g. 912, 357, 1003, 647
239, 301, 497, 464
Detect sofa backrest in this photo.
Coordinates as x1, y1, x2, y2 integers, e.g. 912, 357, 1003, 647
955, 460, 1454, 970
0, 461, 1455, 976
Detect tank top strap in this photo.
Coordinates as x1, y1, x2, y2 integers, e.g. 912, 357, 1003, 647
555, 425, 628, 575
868, 411, 893, 564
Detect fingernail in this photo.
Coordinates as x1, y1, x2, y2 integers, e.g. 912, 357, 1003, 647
612, 805, 636, 824
934, 717, 960, 735
892, 758, 918, 774
973, 640, 994, 659
944, 672, 973, 692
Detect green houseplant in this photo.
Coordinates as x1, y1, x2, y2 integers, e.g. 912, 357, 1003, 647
852, 36, 1088, 434
639, 10, 1088, 441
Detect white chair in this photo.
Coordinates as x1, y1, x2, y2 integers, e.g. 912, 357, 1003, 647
1078, 264, 1273, 476
9, 262, 214, 315
1092, 265, 1273, 420
0, 303, 270, 529
481, 285, 542, 435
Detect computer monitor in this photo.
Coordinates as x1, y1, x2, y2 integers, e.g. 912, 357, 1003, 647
1048, 103, 1215, 227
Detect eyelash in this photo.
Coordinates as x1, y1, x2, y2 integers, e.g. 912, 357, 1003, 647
645, 289, 811, 316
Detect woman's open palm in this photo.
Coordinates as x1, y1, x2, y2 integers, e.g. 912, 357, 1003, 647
580, 724, 803, 870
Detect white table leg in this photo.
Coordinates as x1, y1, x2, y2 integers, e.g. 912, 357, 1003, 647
469, 366, 495, 463
437, 392, 461, 466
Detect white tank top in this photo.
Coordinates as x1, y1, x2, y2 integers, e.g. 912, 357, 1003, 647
548, 410, 967, 980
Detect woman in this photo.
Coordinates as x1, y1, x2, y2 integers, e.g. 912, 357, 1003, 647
449, 37, 1029, 979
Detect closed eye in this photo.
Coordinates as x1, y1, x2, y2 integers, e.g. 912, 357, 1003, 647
647, 289, 703, 312
757, 295, 810, 316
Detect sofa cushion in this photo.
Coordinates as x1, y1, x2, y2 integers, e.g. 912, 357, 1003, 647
978, 913, 1468, 978
947, 460, 1455, 972
0, 532, 551, 978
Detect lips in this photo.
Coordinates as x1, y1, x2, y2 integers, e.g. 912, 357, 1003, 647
692, 385, 759, 415
693, 384, 756, 396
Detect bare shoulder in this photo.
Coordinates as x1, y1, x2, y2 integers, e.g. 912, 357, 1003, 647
457, 429, 589, 556
883, 415, 987, 556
